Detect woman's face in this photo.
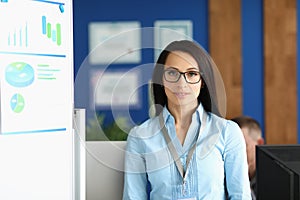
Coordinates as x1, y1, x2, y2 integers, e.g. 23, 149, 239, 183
163, 51, 202, 108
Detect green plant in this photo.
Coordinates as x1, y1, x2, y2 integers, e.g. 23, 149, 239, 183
86, 114, 130, 141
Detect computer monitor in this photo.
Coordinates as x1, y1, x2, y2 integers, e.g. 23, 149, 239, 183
256, 145, 300, 200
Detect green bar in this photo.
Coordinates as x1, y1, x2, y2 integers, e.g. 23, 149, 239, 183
37, 69, 60, 72
56, 23, 61, 46
37, 64, 50, 67
38, 77, 56, 80
47, 23, 51, 38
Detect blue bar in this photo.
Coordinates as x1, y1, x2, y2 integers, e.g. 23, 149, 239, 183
33, 0, 64, 6
52, 30, 56, 42
241, 0, 264, 136
42, 16, 46, 35
297, 0, 300, 143
38, 73, 54, 76
19, 28, 22, 46
198, 0, 208, 51
13, 30, 16, 46
2, 128, 67, 135
25, 23, 28, 47
8, 33, 10, 46
59, 4, 64, 13
0, 51, 66, 57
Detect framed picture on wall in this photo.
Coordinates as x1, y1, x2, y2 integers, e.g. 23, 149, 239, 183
88, 21, 141, 65
90, 69, 141, 109
154, 20, 193, 61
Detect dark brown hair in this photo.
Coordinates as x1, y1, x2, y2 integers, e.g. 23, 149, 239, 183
231, 116, 261, 132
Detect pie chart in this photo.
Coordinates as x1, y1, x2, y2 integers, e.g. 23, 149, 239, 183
10, 93, 25, 113
5, 62, 34, 87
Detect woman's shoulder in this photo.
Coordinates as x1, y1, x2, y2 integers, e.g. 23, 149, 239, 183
128, 116, 161, 138
132, 116, 159, 130
206, 112, 227, 128
206, 112, 242, 138
207, 112, 239, 127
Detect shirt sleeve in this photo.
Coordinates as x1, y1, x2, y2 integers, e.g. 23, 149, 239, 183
223, 120, 252, 200
123, 127, 148, 200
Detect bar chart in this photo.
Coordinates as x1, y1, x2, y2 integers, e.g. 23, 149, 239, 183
42, 15, 62, 46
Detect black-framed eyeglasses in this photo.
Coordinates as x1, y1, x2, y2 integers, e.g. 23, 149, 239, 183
163, 68, 202, 84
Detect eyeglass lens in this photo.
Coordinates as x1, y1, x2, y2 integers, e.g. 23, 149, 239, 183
164, 69, 201, 84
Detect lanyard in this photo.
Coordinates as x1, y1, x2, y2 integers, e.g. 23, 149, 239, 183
159, 112, 206, 182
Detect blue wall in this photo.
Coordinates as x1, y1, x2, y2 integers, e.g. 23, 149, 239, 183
73, 0, 209, 126
73, 0, 266, 136
241, 0, 264, 136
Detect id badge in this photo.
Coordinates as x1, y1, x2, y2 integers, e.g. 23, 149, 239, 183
177, 198, 196, 200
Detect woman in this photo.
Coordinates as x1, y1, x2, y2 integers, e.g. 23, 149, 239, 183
123, 40, 251, 199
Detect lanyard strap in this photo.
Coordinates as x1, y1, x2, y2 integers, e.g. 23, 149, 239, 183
159, 113, 205, 181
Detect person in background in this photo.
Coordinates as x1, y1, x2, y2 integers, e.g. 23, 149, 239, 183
231, 116, 264, 200
123, 40, 251, 199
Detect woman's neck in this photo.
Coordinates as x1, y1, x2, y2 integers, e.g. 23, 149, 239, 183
167, 101, 198, 123
167, 102, 198, 145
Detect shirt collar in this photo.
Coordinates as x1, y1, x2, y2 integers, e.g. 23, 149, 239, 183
161, 104, 206, 124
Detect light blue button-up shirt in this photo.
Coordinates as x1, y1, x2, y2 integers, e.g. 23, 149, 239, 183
123, 105, 251, 200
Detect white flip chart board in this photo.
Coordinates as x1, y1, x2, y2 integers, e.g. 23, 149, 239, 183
0, 0, 74, 199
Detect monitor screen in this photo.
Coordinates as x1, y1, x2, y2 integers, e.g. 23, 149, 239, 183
256, 145, 300, 200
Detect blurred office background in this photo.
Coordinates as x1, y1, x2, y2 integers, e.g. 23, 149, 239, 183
73, 0, 299, 145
